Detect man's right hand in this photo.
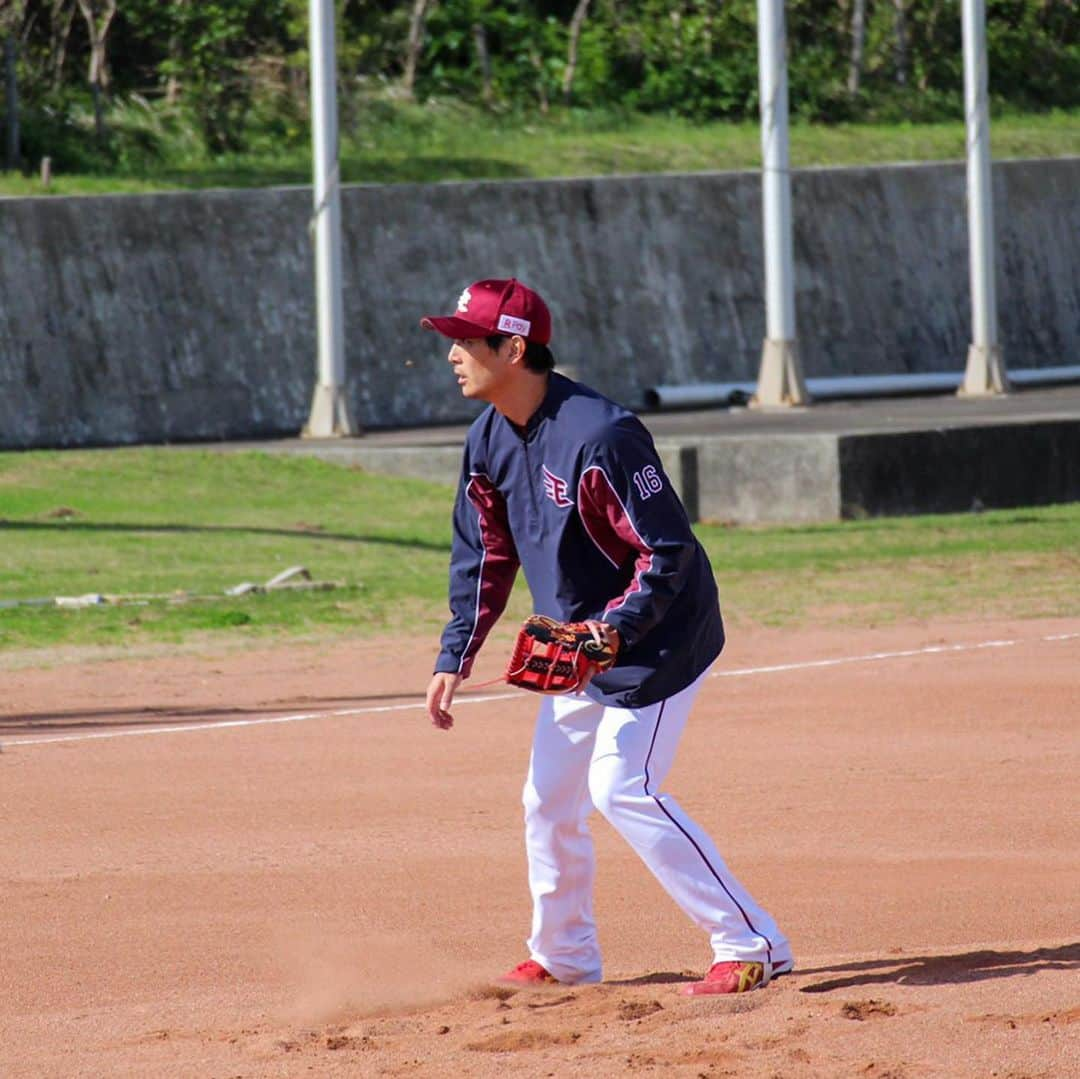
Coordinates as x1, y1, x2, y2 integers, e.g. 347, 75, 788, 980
426, 672, 463, 730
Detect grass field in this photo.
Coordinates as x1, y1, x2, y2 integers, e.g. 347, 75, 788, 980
1, 448, 1077, 660
1, 103, 1077, 198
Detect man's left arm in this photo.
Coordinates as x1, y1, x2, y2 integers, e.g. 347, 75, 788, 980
576, 419, 700, 650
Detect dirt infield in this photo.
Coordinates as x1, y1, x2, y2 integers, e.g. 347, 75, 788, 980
2, 617, 1077, 1078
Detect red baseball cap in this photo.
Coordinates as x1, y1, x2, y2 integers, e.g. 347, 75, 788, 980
421, 278, 552, 345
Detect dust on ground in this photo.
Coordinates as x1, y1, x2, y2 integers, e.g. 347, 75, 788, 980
2, 617, 1077, 1077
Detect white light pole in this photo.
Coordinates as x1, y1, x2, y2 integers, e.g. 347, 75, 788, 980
304, 0, 358, 437
959, 0, 1008, 396
753, 0, 809, 408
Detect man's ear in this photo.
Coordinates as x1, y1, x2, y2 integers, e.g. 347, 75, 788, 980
507, 335, 526, 365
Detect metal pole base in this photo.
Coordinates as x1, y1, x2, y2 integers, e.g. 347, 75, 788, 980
751, 338, 811, 408
958, 344, 1010, 397
302, 382, 361, 438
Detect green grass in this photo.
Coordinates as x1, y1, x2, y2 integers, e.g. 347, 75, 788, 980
0, 449, 453, 654
2, 100, 1077, 197
700, 509, 1080, 628
1, 448, 1077, 660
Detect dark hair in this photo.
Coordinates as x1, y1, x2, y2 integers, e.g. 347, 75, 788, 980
486, 334, 555, 373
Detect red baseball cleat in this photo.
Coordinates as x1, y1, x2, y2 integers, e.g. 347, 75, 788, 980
497, 959, 559, 985
682, 958, 793, 996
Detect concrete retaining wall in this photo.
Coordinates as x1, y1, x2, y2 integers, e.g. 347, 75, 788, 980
253, 416, 1080, 524
1, 157, 1077, 449
836, 420, 1080, 519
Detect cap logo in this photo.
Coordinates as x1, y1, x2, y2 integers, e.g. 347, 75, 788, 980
497, 314, 531, 336
456, 288, 472, 312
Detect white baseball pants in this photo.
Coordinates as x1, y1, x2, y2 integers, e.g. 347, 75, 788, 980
523, 670, 791, 984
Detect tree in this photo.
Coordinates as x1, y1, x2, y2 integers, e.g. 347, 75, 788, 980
472, 18, 492, 103
164, 0, 189, 104
4, 35, 18, 169
2, 0, 26, 168
563, 0, 590, 105
46, 0, 77, 91
154, 0, 294, 154
403, 0, 432, 99
891, 0, 908, 86
847, 0, 867, 95
74, 0, 117, 140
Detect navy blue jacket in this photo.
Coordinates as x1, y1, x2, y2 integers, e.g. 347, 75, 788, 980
435, 373, 725, 708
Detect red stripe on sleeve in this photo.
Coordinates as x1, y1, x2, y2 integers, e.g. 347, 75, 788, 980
460, 473, 519, 676
577, 466, 653, 613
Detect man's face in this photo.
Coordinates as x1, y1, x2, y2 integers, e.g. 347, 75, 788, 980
447, 337, 511, 402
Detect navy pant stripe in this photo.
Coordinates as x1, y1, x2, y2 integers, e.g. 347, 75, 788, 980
642, 700, 774, 964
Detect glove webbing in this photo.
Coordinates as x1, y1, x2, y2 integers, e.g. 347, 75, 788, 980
465, 616, 614, 694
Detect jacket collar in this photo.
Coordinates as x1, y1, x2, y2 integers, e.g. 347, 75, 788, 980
520, 372, 571, 438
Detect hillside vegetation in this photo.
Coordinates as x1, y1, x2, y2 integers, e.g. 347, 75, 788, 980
0, 1, 1075, 193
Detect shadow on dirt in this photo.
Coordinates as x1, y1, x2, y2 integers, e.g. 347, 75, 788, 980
606, 972, 697, 986
0, 693, 421, 732
603, 944, 1080, 993
797, 943, 1080, 992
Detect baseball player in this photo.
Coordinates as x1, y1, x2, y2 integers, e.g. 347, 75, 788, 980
422, 278, 792, 995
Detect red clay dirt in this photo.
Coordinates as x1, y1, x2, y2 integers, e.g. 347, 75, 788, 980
1, 616, 1077, 1078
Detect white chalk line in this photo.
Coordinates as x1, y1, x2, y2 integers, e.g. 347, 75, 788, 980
4, 631, 1076, 750
710, 636, 1025, 678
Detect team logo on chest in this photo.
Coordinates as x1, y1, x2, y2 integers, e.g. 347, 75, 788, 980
541, 465, 573, 508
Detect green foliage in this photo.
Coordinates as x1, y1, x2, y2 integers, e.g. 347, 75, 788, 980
597, 0, 759, 119
985, 0, 1080, 110
1, 0, 1077, 176
144, 0, 297, 153
418, 0, 562, 107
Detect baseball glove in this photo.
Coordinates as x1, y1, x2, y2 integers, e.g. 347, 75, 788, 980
504, 615, 618, 694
